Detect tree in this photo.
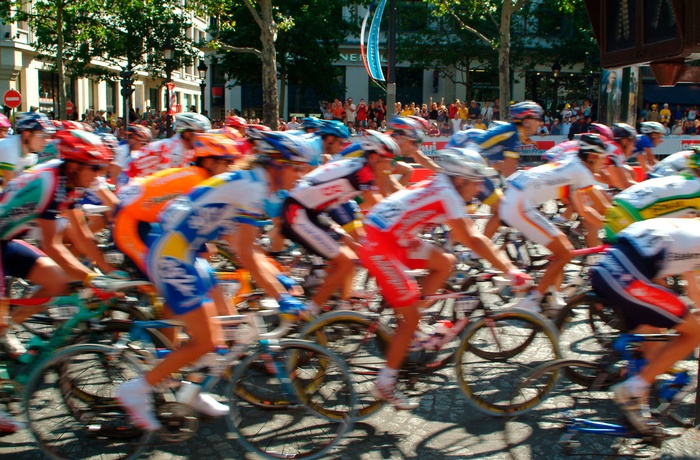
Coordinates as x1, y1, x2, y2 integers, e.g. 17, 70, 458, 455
205, 0, 354, 129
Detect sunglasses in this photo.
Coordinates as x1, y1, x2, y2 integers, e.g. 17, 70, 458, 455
85, 164, 103, 172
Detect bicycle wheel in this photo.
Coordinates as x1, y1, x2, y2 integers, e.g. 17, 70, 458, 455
226, 339, 357, 460
298, 310, 391, 419
455, 308, 561, 417
555, 292, 627, 386
23, 343, 153, 460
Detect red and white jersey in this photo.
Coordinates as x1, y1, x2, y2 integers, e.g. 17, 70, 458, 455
506, 155, 598, 206
288, 158, 376, 211
126, 135, 193, 178
364, 173, 466, 246
604, 142, 627, 167
542, 140, 579, 162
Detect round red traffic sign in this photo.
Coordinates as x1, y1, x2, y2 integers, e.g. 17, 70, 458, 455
3, 89, 21, 109
66, 101, 74, 115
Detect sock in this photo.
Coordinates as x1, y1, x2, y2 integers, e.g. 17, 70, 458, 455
528, 290, 544, 302
377, 367, 399, 388
624, 375, 651, 397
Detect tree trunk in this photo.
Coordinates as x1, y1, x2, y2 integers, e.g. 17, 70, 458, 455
259, 0, 278, 130
279, 70, 286, 121
57, 1, 67, 120
498, 1, 513, 122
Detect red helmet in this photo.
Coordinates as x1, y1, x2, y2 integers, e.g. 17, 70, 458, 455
225, 115, 247, 129
54, 130, 113, 165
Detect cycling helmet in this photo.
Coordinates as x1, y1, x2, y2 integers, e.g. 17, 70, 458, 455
588, 123, 614, 142
612, 122, 637, 141
193, 133, 241, 159
0, 114, 11, 128
255, 130, 322, 165
54, 130, 112, 165
688, 146, 700, 170
225, 115, 247, 129
15, 112, 56, 134
509, 101, 544, 121
97, 133, 120, 156
318, 120, 350, 139
640, 121, 666, 135
388, 116, 426, 142
434, 147, 487, 180
577, 133, 607, 159
125, 123, 153, 143
60, 120, 87, 131
301, 117, 323, 130
336, 130, 400, 160
174, 112, 212, 132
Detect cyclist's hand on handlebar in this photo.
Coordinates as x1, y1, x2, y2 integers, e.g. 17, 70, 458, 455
277, 294, 312, 322
506, 269, 533, 292
276, 274, 304, 297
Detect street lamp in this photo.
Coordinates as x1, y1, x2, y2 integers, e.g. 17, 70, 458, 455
164, 37, 174, 137
197, 59, 208, 115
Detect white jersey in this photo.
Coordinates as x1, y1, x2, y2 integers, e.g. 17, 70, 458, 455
505, 155, 598, 206
613, 174, 700, 217
127, 134, 192, 178
648, 151, 692, 178
288, 158, 376, 211
364, 173, 466, 247
0, 135, 38, 177
618, 218, 700, 276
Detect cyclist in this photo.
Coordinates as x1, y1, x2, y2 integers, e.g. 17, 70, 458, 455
602, 122, 639, 190
632, 121, 665, 174
604, 148, 700, 240
115, 130, 317, 432
453, 101, 544, 239
502, 134, 610, 313
360, 147, 531, 409
301, 116, 323, 134
0, 114, 11, 139
590, 217, 700, 435
281, 130, 400, 314
224, 115, 248, 137
0, 112, 55, 185
647, 149, 694, 179
107, 124, 153, 190
317, 119, 350, 163
127, 112, 211, 178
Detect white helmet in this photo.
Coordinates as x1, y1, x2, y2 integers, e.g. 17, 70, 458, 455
174, 112, 212, 132
640, 121, 665, 135
434, 147, 487, 180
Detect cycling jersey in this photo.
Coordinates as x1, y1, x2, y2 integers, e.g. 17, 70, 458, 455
604, 174, 700, 239
114, 166, 209, 272
647, 151, 692, 178
631, 134, 653, 160
541, 140, 579, 162
446, 129, 486, 149
0, 159, 79, 240
360, 173, 466, 308
147, 167, 274, 314
466, 123, 521, 162
500, 156, 598, 246
281, 157, 376, 259
591, 218, 700, 330
0, 135, 38, 177
126, 135, 193, 178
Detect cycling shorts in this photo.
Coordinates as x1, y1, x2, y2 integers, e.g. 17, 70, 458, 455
1, 239, 47, 279
590, 242, 687, 330
281, 199, 345, 260
476, 176, 503, 207
499, 188, 560, 247
358, 226, 434, 309
147, 232, 216, 316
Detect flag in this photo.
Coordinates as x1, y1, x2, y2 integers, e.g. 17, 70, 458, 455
166, 82, 176, 115
365, 0, 386, 82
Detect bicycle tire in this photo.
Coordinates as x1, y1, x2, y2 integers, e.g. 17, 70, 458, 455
554, 292, 627, 386
226, 339, 357, 460
298, 310, 392, 419
455, 308, 561, 417
23, 343, 153, 460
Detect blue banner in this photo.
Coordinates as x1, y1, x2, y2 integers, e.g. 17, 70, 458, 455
367, 0, 386, 82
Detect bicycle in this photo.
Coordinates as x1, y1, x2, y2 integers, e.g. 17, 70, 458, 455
299, 285, 561, 419
23, 309, 358, 460
506, 332, 697, 456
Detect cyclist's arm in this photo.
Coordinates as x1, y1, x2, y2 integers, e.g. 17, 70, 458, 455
448, 216, 516, 274
404, 148, 440, 173
1, 169, 15, 185
681, 271, 700, 307
570, 188, 607, 227
607, 165, 636, 190
645, 147, 657, 168
37, 217, 95, 282
224, 222, 286, 299
64, 207, 115, 274
637, 149, 652, 173
376, 169, 405, 196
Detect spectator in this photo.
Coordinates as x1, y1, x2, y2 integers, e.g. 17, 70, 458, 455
346, 121, 356, 136
560, 116, 572, 136
287, 115, 301, 130
568, 116, 587, 140
639, 102, 650, 120
400, 104, 413, 117
394, 101, 402, 115
481, 101, 493, 124
375, 99, 386, 123
647, 104, 660, 122
688, 105, 698, 122
543, 111, 552, 127
322, 101, 333, 120
436, 103, 448, 126
660, 103, 672, 124
428, 97, 441, 125
378, 119, 388, 132
420, 103, 429, 120
671, 120, 683, 135
661, 121, 671, 135
356, 99, 368, 127
492, 98, 500, 121
561, 103, 573, 120
468, 100, 480, 120
440, 121, 451, 136
684, 120, 696, 135
474, 117, 487, 130
550, 118, 562, 135
458, 101, 469, 126
538, 122, 549, 136
581, 99, 593, 119
672, 104, 684, 124
344, 98, 356, 124
571, 101, 581, 117
462, 118, 474, 130
429, 122, 440, 137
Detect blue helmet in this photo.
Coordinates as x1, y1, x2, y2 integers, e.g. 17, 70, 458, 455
255, 130, 322, 165
509, 101, 544, 122
15, 112, 56, 134
318, 120, 350, 139
301, 117, 323, 130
